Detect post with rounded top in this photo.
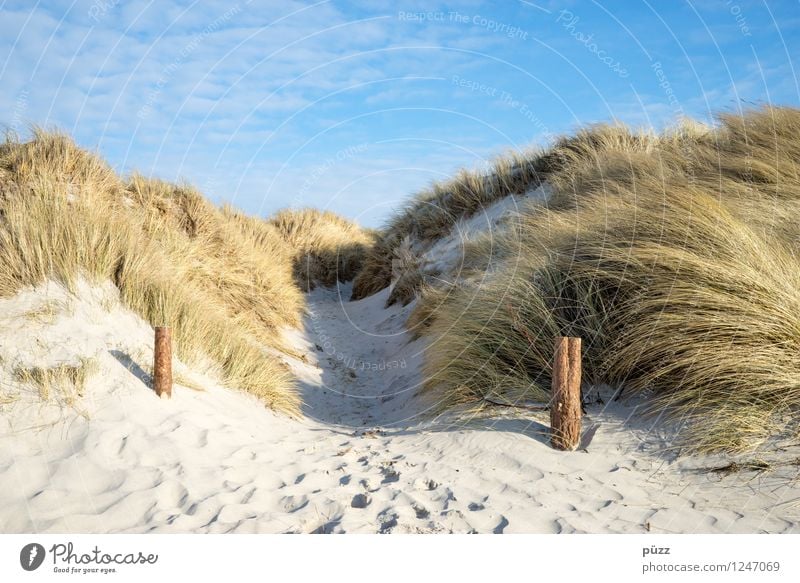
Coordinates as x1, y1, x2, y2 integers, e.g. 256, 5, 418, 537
550, 336, 581, 450
153, 326, 173, 399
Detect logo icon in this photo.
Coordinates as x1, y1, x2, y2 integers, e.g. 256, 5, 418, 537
20, 543, 46, 571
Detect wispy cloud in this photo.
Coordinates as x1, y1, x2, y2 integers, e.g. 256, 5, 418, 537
1, 0, 797, 226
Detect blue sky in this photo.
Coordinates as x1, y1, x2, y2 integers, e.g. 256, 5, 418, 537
1, 0, 798, 227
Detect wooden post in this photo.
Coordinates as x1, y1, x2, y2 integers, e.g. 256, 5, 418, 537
550, 336, 581, 450
153, 326, 173, 399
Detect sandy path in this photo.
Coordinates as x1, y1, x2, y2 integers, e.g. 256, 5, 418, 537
1, 280, 800, 533
258, 285, 800, 534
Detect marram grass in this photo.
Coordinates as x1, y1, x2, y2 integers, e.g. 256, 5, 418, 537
0, 130, 371, 416
402, 107, 800, 452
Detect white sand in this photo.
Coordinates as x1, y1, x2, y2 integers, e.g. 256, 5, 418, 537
416, 184, 551, 278
1, 278, 799, 533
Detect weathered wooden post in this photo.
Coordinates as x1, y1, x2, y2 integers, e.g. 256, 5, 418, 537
550, 336, 581, 450
153, 326, 173, 399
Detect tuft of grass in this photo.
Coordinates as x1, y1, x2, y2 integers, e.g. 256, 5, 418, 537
0, 394, 17, 405
14, 357, 99, 404
268, 208, 375, 291
386, 236, 425, 307
701, 457, 800, 479
0, 127, 122, 202
417, 106, 800, 453
24, 299, 71, 324
174, 372, 206, 392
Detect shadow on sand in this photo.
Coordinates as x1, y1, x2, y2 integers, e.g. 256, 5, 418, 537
109, 349, 153, 392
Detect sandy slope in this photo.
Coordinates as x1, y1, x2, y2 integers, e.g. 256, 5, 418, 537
1, 278, 799, 534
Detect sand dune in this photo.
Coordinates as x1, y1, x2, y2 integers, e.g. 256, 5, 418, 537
4, 113, 800, 534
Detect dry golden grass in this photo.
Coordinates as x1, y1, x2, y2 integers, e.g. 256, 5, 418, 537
0, 130, 372, 415
383, 236, 425, 307
24, 299, 72, 324
14, 357, 99, 404
351, 148, 544, 301
0, 127, 121, 201
269, 208, 375, 291
352, 119, 714, 304
126, 175, 305, 338
418, 106, 800, 452
405, 284, 442, 339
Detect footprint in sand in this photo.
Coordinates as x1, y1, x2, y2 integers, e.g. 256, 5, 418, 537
493, 516, 510, 534
413, 478, 439, 491
377, 511, 399, 533
281, 495, 309, 513
380, 462, 400, 483
412, 503, 430, 519
351, 493, 371, 508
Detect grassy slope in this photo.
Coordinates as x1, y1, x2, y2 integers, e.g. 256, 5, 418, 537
0, 130, 370, 416
351, 148, 545, 303
360, 106, 800, 452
